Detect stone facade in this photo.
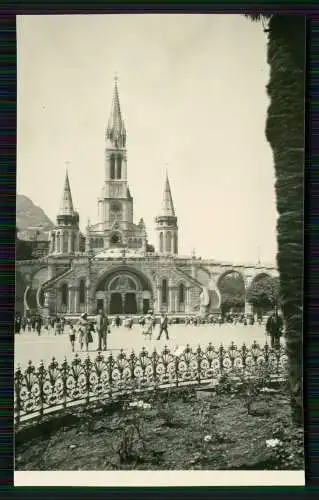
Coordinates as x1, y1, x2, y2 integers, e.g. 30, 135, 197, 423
16, 253, 278, 317
15, 79, 278, 317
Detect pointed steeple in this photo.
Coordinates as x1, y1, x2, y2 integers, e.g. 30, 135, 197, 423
106, 77, 126, 148
160, 171, 175, 217
59, 170, 75, 216
53, 170, 80, 254
155, 170, 178, 255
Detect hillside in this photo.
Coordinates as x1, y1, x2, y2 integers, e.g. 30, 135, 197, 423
16, 194, 54, 233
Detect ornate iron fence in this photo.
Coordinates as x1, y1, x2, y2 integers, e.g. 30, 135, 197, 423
15, 341, 288, 425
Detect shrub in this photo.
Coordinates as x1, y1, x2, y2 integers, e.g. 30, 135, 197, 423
215, 365, 280, 414
110, 399, 153, 464
267, 419, 304, 469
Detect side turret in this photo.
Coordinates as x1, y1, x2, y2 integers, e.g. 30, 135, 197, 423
155, 172, 178, 255
49, 170, 81, 255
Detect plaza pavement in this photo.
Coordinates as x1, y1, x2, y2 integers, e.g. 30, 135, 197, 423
15, 323, 273, 369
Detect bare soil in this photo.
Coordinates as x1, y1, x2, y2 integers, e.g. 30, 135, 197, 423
15, 388, 303, 471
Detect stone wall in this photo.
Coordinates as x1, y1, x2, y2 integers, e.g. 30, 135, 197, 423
15, 253, 278, 317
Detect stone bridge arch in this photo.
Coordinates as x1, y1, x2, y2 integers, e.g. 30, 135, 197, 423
196, 266, 211, 287
249, 271, 272, 286
245, 271, 279, 315
25, 266, 50, 312
215, 269, 246, 314
194, 260, 278, 315
215, 268, 246, 289
15, 262, 49, 315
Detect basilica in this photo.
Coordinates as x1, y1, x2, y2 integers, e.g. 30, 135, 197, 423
16, 80, 277, 317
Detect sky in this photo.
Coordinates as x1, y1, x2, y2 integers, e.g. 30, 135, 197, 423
17, 14, 277, 265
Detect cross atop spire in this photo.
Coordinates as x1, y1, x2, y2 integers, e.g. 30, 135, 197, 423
106, 77, 126, 148
59, 170, 74, 216
160, 171, 175, 217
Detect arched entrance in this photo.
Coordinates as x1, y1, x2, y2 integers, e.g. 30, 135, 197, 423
110, 293, 123, 314
124, 293, 137, 314
217, 270, 245, 315
95, 267, 154, 315
142, 290, 152, 314
109, 291, 138, 314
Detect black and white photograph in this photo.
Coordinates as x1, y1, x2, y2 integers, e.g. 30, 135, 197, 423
14, 13, 305, 486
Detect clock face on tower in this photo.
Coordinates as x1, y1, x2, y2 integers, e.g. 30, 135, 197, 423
111, 201, 122, 213
110, 201, 123, 222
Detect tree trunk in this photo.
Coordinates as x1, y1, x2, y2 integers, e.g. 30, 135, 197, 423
266, 15, 305, 425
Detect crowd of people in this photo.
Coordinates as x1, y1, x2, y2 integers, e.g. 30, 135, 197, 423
14, 313, 44, 335
69, 310, 171, 352
14, 314, 68, 336
184, 312, 260, 326
14, 309, 284, 352
14, 310, 171, 352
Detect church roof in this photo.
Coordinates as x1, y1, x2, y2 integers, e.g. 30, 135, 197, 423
106, 77, 126, 148
160, 172, 175, 217
59, 170, 75, 216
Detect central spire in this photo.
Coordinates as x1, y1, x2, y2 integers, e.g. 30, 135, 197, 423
106, 77, 126, 148
59, 170, 74, 216
160, 171, 176, 217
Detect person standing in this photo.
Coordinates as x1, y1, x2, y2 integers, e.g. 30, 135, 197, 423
152, 315, 156, 329
31, 315, 36, 333
35, 315, 42, 336
139, 315, 145, 328
55, 317, 62, 336
26, 316, 31, 332
157, 313, 169, 341
142, 313, 153, 340
15, 313, 21, 334
51, 316, 56, 334
43, 317, 49, 333
95, 309, 109, 351
68, 321, 76, 352
21, 316, 27, 333
78, 313, 90, 352
266, 311, 283, 348
46, 316, 52, 334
